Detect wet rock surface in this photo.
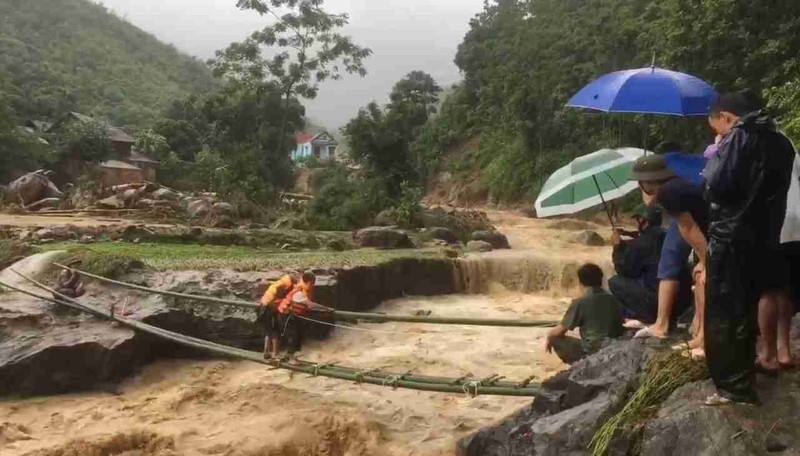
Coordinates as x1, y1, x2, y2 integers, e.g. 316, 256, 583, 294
458, 340, 646, 456
471, 230, 510, 249
461, 321, 800, 456
0, 256, 459, 397
354, 226, 415, 249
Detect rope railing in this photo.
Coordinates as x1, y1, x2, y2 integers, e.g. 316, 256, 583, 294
2, 270, 541, 397
52, 263, 559, 329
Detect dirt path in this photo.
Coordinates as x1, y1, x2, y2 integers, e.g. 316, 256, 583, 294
0, 210, 613, 456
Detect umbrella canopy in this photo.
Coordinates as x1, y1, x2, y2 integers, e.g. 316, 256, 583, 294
663, 152, 706, 185
566, 67, 717, 116
535, 148, 646, 218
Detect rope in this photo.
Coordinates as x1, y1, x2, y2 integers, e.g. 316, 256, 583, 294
1, 273, 541, 397
382, 375, 401, 389
462, 381, 482, 397
294, 313, 429, 336
54, 263, 559, 329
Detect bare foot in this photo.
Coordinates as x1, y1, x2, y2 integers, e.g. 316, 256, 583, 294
687, 337, 703, 350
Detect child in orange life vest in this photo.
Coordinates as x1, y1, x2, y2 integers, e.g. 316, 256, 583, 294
259, 270, 315, 359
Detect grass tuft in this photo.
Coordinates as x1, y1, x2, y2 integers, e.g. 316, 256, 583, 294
589, 349, 709, 456
39, 242, 446, 272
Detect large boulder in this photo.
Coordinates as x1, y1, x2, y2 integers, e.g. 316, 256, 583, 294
212, 202, 236, 217
152, 188, 179, 202
459, 340, 647, 456
573, 230, 605, 247
470, 230, 510, 249
187, 199, 212, 218
6, 171, 62, 205
466, 240, 493, 252
428, 227, 458, 244
354, 227, 414, 249
95, 194, 126, 209
374, 209, 399, 227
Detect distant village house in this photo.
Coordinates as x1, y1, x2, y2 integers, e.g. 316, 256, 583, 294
38, 111, 160, 187
291, 131, 338, 161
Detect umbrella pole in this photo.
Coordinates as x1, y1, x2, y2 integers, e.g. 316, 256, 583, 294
592, 175, 615, 228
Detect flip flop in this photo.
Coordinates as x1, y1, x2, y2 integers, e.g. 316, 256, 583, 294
633, 326, 667, 339
704, 393, 732, 406
623, 319, 646, 330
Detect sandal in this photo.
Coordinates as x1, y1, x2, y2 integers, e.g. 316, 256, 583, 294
633, 326, 667, 339
779, 361, 796, 371
704, 393, 732, 406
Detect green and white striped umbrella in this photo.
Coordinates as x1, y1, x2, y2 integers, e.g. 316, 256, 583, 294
534, 147, 647, 218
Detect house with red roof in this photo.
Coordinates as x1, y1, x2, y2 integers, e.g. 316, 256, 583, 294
291, 131, 338, 161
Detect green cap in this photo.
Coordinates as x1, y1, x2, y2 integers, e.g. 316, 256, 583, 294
629, 154, 675, 182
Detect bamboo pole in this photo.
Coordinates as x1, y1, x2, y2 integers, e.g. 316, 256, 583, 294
53, 264, 559, 328
1, 274, 540, 397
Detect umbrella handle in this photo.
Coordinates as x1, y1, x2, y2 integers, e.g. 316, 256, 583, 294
592, 175, 616, 228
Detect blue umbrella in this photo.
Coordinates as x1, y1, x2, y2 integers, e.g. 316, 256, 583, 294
663, 152, 706, 185
566, 67, 717, 116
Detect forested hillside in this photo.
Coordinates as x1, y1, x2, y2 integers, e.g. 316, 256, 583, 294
412, 0, 800, 203
0, 0, 215, 126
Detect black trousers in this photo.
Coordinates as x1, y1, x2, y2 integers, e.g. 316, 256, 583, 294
608, 275, 658, 324
279, 314, 304, 354
705, 240, 761, 403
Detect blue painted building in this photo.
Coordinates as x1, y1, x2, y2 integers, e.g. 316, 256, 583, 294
291, 131, 339, 161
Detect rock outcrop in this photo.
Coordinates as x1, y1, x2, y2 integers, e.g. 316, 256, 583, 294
471, 230, 510, 249
459, 340, 646, 456
354, 227, 415, 249
0, 255, 459, 397
573, 230, 606, 247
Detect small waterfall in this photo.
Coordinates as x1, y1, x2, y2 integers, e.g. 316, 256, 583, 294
453, 252, 613, 295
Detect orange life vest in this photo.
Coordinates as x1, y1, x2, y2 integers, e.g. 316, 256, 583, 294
277, 287, 311, 316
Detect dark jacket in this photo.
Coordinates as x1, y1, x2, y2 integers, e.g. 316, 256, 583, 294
704, 111, 796, 245
612, 225, 665, 290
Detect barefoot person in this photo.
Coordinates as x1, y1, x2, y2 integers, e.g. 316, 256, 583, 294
703, 90, 795, 405
258, 270, 316, 359
544, 263, 623, 364
629, 154, 708, 356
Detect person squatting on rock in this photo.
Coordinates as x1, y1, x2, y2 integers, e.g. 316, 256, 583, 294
53, 269, 85, 299
258, 270, 316, 360
608, 205, 666, 325
628, 154, 710, 358
703, 90, 796, 405
544, 263, 624, 364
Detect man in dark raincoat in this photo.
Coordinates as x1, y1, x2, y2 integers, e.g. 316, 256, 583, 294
703, 90, 796, 405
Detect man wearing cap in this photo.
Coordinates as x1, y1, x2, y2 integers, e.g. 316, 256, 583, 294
629, 154, 709, 356
608, 205, 666, 324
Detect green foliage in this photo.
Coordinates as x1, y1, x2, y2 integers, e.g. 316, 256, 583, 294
0, 102, 50, 182
211, 0, 372, 100
409, 0, 800, 203
58, 249, 145, 279
0, 239, 33, 270
307, 165, 390, 231
394, 181, 424, 228
134, 130, 170, 159
40, 241, 444, 272
52, 119, 115, 162
344, 71, 442, 198
0, 0, 215, 126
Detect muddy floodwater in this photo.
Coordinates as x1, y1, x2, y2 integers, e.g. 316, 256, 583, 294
0, 211, 616, 455
1, 289, 579, 456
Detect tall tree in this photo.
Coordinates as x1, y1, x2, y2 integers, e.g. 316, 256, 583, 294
345, 71, 441, 197
210, 0, 372, 157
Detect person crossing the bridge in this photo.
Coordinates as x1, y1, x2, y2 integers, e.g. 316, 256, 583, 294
258, 270, 316, 360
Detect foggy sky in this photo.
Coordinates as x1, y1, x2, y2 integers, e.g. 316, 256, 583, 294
98, 0, 484, 129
